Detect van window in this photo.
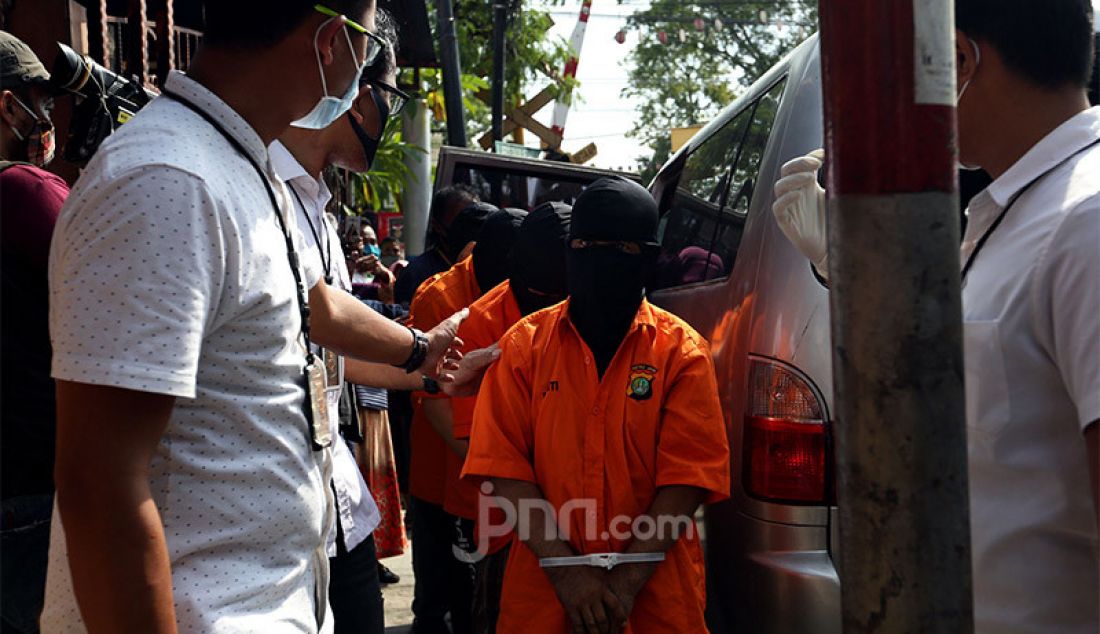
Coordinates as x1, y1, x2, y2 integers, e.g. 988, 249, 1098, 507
653, 79, 786, 290
453, 165, 591, 210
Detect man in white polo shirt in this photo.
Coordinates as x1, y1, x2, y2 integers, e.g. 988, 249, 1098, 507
271, 10, 429, 632
772, 1, 1098, 631
42, 1, 466, 632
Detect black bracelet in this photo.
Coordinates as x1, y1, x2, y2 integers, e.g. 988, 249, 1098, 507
396, 326, 429, 373
422, 375, 441, 395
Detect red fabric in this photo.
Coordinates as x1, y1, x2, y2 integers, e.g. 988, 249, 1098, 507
355, 409, 406, 559
1, 164, 68, 499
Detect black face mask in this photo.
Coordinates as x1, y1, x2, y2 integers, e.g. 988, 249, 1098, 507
347, 87, 390, 171
566, 177, 659, 376
510, 201, 572, 316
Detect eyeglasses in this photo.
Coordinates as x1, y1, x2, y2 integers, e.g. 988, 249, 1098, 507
314, 4, 385, 69
370, 80, 410, 117
568, 238, 659, 256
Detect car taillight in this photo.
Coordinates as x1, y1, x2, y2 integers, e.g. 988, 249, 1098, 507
743, 358, 831, 504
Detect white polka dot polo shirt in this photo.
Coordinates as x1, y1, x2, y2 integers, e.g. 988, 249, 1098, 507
42, 71, 333, 633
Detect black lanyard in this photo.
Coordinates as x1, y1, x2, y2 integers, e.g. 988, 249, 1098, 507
163, 89, 316, 365
287, 183, 334, 285
962, 137, 1100, 280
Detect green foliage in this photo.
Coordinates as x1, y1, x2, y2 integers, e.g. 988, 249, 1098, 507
623, 0, 816, 175
412, 0, 577, 144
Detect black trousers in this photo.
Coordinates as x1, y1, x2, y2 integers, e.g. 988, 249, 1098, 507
329, 529, 385, 634
472, 543, 510, 634
410, 497, 475, 634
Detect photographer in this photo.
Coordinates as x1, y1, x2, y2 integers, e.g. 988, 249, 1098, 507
0, 30, 67, 634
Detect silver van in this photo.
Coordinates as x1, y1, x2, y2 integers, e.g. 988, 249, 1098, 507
646, 35, 842, 633
432, 41, 843, 629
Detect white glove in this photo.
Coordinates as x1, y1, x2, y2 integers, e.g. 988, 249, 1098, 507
772, 148, 829, 281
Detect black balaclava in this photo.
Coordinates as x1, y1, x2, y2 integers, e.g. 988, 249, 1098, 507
444, 202, 497, 264
510, 201, 572, 316
472, 207, 527, 294
567, 176, 659, 377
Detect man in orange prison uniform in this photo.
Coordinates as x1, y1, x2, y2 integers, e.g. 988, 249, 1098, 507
406, 201, 494, 633
462, 177, 731, 634
450, 202, 573, 633
409, 205, 525, 633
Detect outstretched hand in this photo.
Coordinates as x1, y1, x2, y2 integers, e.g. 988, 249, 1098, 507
418, 309, 468, 378
439, 343, 501, 397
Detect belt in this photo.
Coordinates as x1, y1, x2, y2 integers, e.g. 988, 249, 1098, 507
538, 552, 665, 570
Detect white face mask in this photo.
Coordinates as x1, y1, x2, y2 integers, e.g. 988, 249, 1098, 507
956, 38, 983, 171
291, 20, 366, 130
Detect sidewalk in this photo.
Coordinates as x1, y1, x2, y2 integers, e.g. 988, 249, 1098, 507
381, 545, 415, 633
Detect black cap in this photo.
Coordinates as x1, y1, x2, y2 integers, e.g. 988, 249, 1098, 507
570, 176, 659, 245
0, 31, 51, 90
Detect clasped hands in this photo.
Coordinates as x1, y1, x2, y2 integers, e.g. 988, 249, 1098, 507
545, 562, 651, 634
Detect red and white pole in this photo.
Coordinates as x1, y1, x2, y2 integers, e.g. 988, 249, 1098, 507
819, 0, 973, 630
550, 0, 593, 138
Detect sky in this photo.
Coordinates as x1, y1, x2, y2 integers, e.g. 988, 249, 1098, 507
524, 0, 1100, 172
528, 0, 651, 171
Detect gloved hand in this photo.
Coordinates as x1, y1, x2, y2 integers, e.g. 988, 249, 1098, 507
772, 148, 829, 281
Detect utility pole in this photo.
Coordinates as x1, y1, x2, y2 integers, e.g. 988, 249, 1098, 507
819, 1, 973, 632
491, 1, 507, 147
436, 0, 466, 147
490, 1, 508, 203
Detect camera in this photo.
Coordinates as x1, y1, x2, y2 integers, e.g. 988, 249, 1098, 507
49, 43, 156, 165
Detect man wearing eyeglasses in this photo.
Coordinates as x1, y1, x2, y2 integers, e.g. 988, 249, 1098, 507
462, 177, 731, 633
42, 2, 466, 633
270, 9, 417, 633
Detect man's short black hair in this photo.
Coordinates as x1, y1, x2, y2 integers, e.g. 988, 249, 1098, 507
364, 8, 398, 81
956, 0, 1095, 89
430, 184, 479, 225
203, 0, 375, 50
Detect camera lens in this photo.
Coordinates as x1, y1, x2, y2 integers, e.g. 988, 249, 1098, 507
51, 43, 97, 96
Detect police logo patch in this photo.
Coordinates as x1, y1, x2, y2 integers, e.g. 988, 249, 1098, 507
627, 364, 657, 401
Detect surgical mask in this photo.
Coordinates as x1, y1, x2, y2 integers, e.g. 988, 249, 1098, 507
380, 254, 400, 268
291, 20, 366, 129
956, 39, 982, 171
366, 243, 381, 257
347, 87, 391, 170
10, 96, 55, 167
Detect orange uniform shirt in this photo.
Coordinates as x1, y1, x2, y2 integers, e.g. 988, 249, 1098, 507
451, 280, 523, 441
446, 280, 525, 549
462, 299, 731, 634
406, 256, 480, 505
407, 255, 479, 512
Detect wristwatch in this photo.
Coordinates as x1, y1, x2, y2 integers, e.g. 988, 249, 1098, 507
422, 375, 441, 395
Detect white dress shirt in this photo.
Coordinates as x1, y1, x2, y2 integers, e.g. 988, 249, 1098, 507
961, 106, 1100, 633
43, 72, 334, 633
269, 140, 381, 557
